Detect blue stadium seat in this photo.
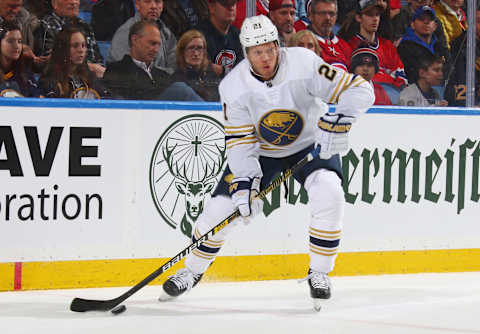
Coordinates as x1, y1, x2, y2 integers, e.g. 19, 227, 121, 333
78, 11, 92, 24
432, 85, 445, 99
378, 83, 401, 105
97, 41, 111, 65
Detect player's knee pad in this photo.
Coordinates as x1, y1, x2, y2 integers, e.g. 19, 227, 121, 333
304, 169, 344, 230
193, 195, 238, 241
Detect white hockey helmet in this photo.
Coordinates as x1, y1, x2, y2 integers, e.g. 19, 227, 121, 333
239, 15, 279, 56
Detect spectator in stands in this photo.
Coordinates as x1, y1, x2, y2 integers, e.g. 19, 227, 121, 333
350, 46, 392, 105
398, 54, 447, 106
0, 0, 42, 60
268, 0, 296, 46
392, 0, 431, 41
397, 6, 449, 83
172, 29, 220, 101
91, 0, 135, 41
33, 0, 105, 78
108, 0, 176, 74
288, 29, 321, 56
23, 0, 51, 19
390, 0, 401, 18
300, 0, 351, 71
339, 0, 394, 42
0, 21, 40, 97
341, 0, 407, 89
433, 0, 466, 49
233, 0, 269, 30
444, 6, 480, 107
293, 0, 310, 31
161, 0, 209, 39
39, 26, 109, 98
197, 0, 243, 77
103, 21, 202, 101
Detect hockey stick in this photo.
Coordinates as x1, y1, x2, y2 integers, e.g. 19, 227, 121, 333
70, 146, 320, 312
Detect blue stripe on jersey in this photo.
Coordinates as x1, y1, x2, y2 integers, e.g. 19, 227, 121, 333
225, 134, 247, 141
310, 236, 340, 248
192, 236, 221, 254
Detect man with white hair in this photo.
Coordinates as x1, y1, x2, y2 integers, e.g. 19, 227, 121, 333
160, 15, 374, 311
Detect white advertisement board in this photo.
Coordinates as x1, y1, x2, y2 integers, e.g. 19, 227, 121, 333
1, 105, 479, 262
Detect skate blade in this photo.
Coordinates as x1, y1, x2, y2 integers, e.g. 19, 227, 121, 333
158, 291, 176, 302
313, 299, 322, 312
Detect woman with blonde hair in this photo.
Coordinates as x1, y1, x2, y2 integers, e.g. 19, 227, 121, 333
172, 29, 220, 102
288, 30, 322, 56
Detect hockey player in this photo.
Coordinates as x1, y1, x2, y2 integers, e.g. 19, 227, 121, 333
160, 14, 374, 310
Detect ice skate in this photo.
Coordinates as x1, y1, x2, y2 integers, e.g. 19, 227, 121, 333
159, 268, 203, 301
302, 269, 331, 312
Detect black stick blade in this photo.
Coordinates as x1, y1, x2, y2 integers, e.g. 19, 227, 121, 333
70, 297, 119, 312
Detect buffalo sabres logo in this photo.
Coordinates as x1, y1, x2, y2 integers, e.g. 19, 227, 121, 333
258, 110, 303, 146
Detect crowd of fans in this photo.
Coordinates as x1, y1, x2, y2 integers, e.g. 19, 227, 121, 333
0, 0, 477, 107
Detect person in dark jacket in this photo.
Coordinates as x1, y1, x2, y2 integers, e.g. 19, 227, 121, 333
397, 6, 449, 84
172, 29, 221, 101
161, 0, 209, 39
196, 0, 243, 77
103, 20, 202, 101
91, 0, 135, 41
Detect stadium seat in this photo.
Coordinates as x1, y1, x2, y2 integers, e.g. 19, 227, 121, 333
379, 83, 401, 105
78, 11, 92, 24
97, 41, 111, 64
432, 85, 445, 99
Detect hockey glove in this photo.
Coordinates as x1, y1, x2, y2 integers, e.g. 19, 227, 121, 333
230, 177, 263, 218
315, 113, 354, 160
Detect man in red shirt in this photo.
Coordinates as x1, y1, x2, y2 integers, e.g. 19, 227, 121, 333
268, 0, 296, 46
297, 0, 351, 71
348, 0, 407, 88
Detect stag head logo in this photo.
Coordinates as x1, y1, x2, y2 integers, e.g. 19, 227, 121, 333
150, 115, 226, 238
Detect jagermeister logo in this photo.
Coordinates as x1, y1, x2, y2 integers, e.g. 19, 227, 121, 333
342, 139, 480, 214
149, 114, 226, 238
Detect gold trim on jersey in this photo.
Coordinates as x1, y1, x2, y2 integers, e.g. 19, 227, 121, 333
260, 145, 281, 151
226, 136, 258, 150
193, 229, 225, 248
331, 74, 367, 104
192, 248, 216, 260
225, 124, 255, 136
328, 71, 349, 104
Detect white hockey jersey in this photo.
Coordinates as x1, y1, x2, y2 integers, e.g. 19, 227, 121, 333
219, 47, 374, 180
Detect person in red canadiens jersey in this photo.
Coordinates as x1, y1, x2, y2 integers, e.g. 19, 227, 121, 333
296, 0, 352, 71
159, 15, 374, 311
343, 0, 407, 88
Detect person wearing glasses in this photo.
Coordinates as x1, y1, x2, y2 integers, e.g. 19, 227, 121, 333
171, 29, 221, 101
301, 0, 352, 71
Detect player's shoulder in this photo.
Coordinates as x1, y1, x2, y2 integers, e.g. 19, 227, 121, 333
283, 47, 321, 70
218, 59, 250, 101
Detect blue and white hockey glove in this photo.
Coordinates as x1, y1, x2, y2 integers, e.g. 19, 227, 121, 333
316, 113, 354, 160
229, 177, 263, 218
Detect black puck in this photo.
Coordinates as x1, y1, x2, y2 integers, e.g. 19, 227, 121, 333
111, 305, 127, 315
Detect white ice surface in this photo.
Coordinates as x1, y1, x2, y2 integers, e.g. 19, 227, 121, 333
1, 272, 479, 334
